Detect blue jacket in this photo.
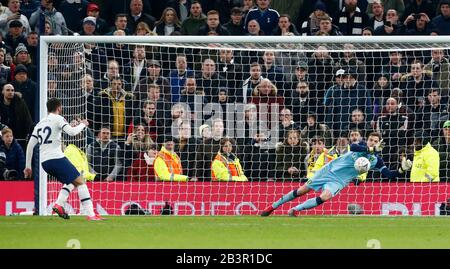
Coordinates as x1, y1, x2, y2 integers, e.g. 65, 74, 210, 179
244, 8, 280, 35
431, 15, 450, 35
0, 139, 25, 178
326, 82, 372, 131
169, 69, 194, 104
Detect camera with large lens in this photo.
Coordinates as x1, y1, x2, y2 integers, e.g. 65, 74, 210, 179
0, 151, 18, 180
3, 169, 18, 180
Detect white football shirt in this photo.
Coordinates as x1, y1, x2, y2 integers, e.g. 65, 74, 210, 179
29, 113, 85, 163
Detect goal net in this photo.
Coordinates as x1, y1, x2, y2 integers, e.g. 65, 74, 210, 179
39, 36, 450, 216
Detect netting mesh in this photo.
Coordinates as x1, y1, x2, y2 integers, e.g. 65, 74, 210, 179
43, 39, 450, 216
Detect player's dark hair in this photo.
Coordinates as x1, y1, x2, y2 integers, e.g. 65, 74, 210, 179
368, 132, 382, 140
47, 98, 61, 112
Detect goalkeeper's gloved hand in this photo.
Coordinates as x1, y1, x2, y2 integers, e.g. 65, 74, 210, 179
398, 157, 413, 173
374, 139, 385, 152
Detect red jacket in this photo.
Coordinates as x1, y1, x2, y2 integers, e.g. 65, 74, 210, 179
126, 152, 155, 181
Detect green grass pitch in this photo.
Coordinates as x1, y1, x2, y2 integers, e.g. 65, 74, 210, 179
1, 216, 449, 249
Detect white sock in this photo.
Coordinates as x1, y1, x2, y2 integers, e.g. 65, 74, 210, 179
77, 184, 95, 217
56, 184, 75, 206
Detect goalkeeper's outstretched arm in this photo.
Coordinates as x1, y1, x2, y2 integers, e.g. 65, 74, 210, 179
350, 141, 384, 153
374, 156, 411, 180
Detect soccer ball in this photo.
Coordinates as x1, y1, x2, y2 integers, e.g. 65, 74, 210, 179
354, 157, 371, 173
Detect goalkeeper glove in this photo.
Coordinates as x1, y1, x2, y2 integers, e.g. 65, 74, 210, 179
398, 157, 413, 173
374, 139, 385, 152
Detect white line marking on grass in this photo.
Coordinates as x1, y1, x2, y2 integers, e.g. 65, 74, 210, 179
367, 239, 381, 249
66, 239, 81, 249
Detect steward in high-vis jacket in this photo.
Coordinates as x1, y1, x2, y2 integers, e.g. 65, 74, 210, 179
410, 134, 440, 182
154, 136, 188, 182
211, 138, 247, 182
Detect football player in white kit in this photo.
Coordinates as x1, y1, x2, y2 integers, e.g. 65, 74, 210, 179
24, 98, 104, 221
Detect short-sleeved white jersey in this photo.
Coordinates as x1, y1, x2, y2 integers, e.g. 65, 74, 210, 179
30, 113, 84, 163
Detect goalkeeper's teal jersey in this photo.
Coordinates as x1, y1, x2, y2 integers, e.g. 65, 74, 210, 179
324, 151, 379, 185
307, 142, 399, 194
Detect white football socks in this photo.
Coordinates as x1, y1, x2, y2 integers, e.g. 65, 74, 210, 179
55, 184, 75, 206
77, 184, 95, 217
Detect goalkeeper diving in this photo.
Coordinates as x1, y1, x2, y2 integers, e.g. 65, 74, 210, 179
261, 132, 413, 217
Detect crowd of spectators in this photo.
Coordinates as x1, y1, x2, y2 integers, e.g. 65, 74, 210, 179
0, 0, 449, 182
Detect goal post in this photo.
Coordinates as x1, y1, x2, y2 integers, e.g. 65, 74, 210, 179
39, 35, 450, 216
38, 39, 48, 216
